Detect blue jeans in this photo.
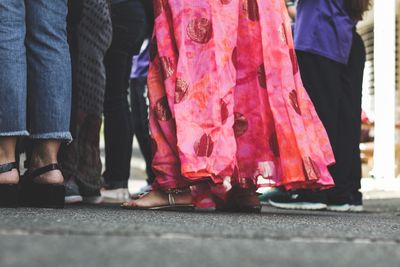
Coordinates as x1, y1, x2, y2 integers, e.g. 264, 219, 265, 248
0, 0, 72, 140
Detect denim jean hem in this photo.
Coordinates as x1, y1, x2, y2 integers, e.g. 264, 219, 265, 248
29, 132, 73, 142
0, 131, 30, 137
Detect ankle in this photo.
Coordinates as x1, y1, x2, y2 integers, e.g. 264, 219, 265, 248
0, 169, 19, 184
29, 154, 57, 169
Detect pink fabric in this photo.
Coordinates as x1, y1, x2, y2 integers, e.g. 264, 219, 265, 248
148, 0, 335, 197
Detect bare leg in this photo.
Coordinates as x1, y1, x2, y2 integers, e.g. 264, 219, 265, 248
29, 140, 64, 184
122, 190, 193, 208
0, 137, 19, 184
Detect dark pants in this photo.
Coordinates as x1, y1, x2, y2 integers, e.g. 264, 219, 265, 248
130, 77, 155, 185
103, 0, 148, 189
297, 32, 366, 200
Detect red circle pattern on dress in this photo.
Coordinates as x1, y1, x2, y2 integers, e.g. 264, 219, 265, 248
187, 18, 213, 44
194, 133, 214, 157
175, 78, 189, 103
220, 100, 229, 125
160, 56, 175, 80
269, 132, 280, 157
289, 48, 299, 74
155, 96, 172, 121
257, 64, 267, 89
302, 157, 321, 181
243, 0, 260, 21
154, 0, 165, 18
232, 47, 238, 69
220, 0, 232, 4
289, 90, 302, 115
233, 112, 248, 137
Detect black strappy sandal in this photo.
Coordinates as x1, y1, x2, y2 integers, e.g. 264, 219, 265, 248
19, 164, 65, 209
0, 162, 19, 208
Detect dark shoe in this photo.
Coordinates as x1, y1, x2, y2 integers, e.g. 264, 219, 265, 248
220, 186, 262, 213
326, 191, 351, 212
329, 190, 364, 212
82, 190, 103, 204
349, 190, 364, 212
269, 190, 327, 210
77, 182, 103, 204
19, 164, 65, 209
258, 187, 288, 204
0, 162, 19, 208
64, 177, 83, 204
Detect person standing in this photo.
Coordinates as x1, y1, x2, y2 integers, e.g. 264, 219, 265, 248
122, 0, 335, 211
0, 0, 71, 208
130, 40, 155, 190
101, 0, 153, 202
59, 0, 113, 204
269, 0, 370, 212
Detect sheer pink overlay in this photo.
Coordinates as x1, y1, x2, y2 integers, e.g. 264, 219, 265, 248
147, 0, 335, 205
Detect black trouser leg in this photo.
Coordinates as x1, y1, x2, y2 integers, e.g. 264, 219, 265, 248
297, 51, 349, 197
103, 0, 148, 189
344, 32, 366, 194
130, 77, 155, 185
297, 40, 366, 201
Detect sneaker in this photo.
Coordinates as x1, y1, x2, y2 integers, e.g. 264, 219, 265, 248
326, 203, 351, 212
101, 188, 130, 204
349, 190, 364, 212
82, 191, 103, 204
65, 178, 83, 204
326, 191, 352, 212
258, 187, 287, 204
269, 190, 327, 210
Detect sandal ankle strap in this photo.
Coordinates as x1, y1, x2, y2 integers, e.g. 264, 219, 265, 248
0, 162, 18, 174
168, 194, 176, 205
165, 187, 191, 195
25, 163, 60, 181
165, 187, 191, 206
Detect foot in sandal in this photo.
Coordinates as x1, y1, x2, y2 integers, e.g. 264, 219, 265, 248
122, 188, 194, 211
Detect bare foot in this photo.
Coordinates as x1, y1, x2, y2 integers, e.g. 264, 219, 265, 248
122, 190, 193, 209
0, 169, 19, 184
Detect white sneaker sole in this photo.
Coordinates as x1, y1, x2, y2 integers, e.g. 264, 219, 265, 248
269, 200, 327, 210
326, 204, 351, 212
326, 204, 364, 212
82, 196, 103, 204
65, 195, 83, 204
349, 205, 364, 212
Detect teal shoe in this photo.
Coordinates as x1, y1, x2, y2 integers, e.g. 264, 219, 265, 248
258, 187, 287, 204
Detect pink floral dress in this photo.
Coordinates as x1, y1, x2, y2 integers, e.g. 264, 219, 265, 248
147, 0, 335, 207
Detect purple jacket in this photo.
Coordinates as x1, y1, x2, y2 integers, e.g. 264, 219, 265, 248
294, 0, 356, 64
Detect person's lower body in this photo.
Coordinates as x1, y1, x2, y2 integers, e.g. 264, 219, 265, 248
123, 0, 335, 212
102, 0, 149, 196
60, 0, 112, 204
130, 77, 155, 185
0, 0, 71, 208
269, 33, 366, 212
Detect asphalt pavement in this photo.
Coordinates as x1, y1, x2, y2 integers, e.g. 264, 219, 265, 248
1, 198, 399, 267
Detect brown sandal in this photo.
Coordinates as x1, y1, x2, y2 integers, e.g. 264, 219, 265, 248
122, 188, 195, 211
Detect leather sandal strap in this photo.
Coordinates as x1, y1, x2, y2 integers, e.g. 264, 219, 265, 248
25, 163, 60, 181
168, 193, 176, 206
0, 162, 17, 174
